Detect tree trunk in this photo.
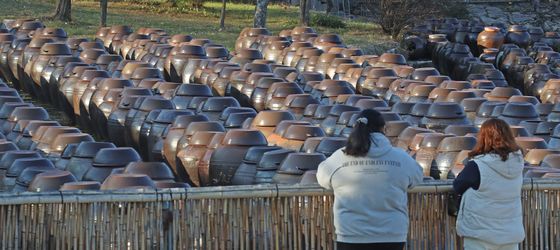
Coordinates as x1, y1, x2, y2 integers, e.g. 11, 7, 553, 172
169, 0, 178, 7
53, 0, 72, 22
253, 0, 270, 28
100, 0, 108, 27
192, 0, 204, 10
219, 0, 227, 31
299, 0, 310, 26
326, 0, 333, 14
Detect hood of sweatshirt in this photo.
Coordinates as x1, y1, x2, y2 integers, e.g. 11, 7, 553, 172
367, 133, 393, 158
474, 150, 524, 179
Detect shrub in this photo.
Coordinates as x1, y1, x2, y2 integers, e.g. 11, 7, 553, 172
311, 13, 347, 29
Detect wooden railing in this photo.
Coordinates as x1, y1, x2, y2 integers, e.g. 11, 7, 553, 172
0, 179, 558, 249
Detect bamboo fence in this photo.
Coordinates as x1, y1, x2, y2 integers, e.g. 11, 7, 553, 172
0, 179, 558, 249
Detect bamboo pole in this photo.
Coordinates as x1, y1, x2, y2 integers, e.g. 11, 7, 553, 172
2, 179, 560, 206
0, 180, 560, 249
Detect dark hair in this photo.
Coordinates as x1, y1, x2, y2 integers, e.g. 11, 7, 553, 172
468, 118, 521, 161
344, 109, 386, 157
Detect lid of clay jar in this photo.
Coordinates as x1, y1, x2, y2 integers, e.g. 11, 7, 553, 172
483, 26, 500, 32
428, 34, 447, 42
277, 153, 326, 174
486, 87, 522, 98
235, 48, 262, 60
444, 125, 479, 136
185, 121, 225, 136
476, 101, 506, 117
328, 104, 361, 117
123, 162, 174, 181
541, 154, 560, 169
500, 102, 539, 118
7, 158, 55, 177
169, 34, 193, 44
544, 32, 560, 38
221, 129, 268, 146
471, 80, 495, 89
378, 53, 406, 65
154, 110, 194, 124
461, 98, 488, 112
100, 174, 155, 190
0, 103, 33, 119
508, 95, 539, 105
282, 125, 326, 140
410, 102, 432, 117
508, 25, 528, 32
273, 120, 311, 135
80, 48, 107, 61
424, 102, 466, 119
109, 25, 132, 34
383, 120, 412, 137
316, 34, 342, 44
292, 26, 316, 35
355, 99, 388, 109
515, 137, 548, 152
437, 136, 477, 152
199, 97, 240, 112
206, 46, 229, 58
92, 147, 141, 167
219, 107, 256, 121
172, 115, 208, 128
482, 48, 499, 55
96, 54, 122, 65
251, 110, 295, 127
28, 170, 77, 192
59, 181, 101, 191
19, 20, 44, 31
285, 94, 320, 108
40, 42, 72, 55
529, 27, 544, 34
366, 68, 397, 78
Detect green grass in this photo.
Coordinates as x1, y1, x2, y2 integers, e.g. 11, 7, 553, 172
0, 0, 396, 52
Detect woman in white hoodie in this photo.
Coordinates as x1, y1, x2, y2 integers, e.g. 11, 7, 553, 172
453, 118, 525, 250
317, 109, 423, 250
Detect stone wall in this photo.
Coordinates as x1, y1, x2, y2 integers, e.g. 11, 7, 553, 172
467, 2, 560, 32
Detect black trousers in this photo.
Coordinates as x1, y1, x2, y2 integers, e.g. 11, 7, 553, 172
336, 241, 405, 250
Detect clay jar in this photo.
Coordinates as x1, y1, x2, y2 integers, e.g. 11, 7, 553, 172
529, 27, 545, 45
505, 25, 531, 49
466, 26, 484, 55
403, 35, 427, 60
541, 32, 560, 51
477, 27, 505, 56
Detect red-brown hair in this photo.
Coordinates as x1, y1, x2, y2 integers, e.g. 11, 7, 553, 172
469, 118, 521, 161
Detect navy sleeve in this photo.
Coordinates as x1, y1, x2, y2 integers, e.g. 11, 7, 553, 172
453, 160, 481, 195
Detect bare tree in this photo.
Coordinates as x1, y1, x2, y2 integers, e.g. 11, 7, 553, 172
300, 0, 310, 26
219, 0, 227, 31
53, 0, 72, 22
366, 0, 443, 39
254, 0, 270, 28
100, 0, 108, 26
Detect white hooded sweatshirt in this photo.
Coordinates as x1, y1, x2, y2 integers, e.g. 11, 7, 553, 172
457, 151, 525, 245
317, 133, 423, 243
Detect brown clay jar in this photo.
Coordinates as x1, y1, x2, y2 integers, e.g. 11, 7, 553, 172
477, 27, 505, 55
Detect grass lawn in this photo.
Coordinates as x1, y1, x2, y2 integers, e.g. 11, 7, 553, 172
0, 0, 396, 53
